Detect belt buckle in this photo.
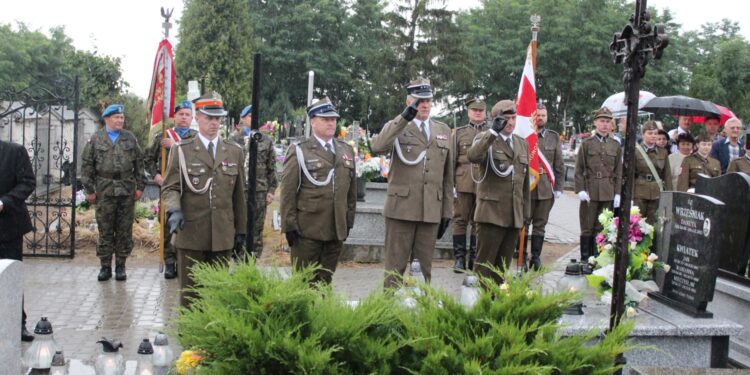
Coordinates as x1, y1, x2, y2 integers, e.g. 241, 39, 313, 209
596, 171, 603, 178
646, 175, 653, 181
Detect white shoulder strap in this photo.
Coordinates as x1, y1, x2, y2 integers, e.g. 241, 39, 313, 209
177, 144, 213, 194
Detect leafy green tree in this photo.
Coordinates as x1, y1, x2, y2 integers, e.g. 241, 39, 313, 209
175, 0, 254, 121
690, 38, 750, 120
0, 24, 125, 112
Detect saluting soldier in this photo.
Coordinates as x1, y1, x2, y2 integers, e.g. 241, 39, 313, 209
574, 107, 622, 262
633, 121, 672, 225
81, 104, 146, 281
450, 98, 487, 272
676, 133, 721, 192
161, 92, 247, 307
527, 103, 564, 270
727, 139, 750, 174
467, 100, 530, 282
280, 98, 356, 284
236, 105, 278, 257
370, 78, 453, 288
144, 99, 197, 279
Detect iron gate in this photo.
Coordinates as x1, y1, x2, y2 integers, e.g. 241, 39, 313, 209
0, 78, 80, 257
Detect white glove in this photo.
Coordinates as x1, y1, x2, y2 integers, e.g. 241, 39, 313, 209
554, 191, 562, 199
453, 187, 457, 199
613, 194, 621, 208
687, 188, 695, 193
578, 191, 590, 202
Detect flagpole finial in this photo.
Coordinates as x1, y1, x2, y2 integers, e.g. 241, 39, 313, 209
530, 14, 541, 40
161, 7, 174, 39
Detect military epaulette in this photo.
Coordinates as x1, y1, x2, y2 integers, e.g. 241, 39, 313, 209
178, 137, 195, 145
222, 138, 243, 149
454, 124, 470, 131
545, 129, 560, 136
335, 139, 355, 151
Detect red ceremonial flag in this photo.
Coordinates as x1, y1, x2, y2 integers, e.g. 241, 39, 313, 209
146, 39, 176, 143
514, 42, 554, 190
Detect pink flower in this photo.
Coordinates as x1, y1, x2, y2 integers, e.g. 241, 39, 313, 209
596, 233, 606, 244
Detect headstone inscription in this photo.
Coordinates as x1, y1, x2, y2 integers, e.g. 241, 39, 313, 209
695, 172, 750, 280
650, 192, 724, 318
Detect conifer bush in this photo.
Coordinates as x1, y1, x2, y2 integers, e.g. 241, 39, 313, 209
175, 260, 633, 374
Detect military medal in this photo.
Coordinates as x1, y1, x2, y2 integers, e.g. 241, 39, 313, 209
436, 134, 448, 140
192, 177, 200, 185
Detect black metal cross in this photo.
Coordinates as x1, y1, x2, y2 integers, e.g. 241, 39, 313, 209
608, 0, 668, 370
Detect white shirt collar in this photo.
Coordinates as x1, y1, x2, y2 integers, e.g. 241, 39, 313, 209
198, 133, 218, 157
413, 118, 430, 138
313, 134, 335, 154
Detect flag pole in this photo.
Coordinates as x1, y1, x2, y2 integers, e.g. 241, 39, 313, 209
158, 8, 173, 273
517, 14, 541, 274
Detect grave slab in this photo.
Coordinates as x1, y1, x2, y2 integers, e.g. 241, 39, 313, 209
0, 259, 22, 375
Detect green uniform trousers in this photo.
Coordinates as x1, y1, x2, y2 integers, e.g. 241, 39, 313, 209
474, 223, 520, 285
177, 248, 232, 308
529, 198, 554, 237
290, 237, 342, 284
383, 218, 439, 289
633, 198, 659, 226
95, 195, 135, 266
452, 191, 476, 236
579, 200, 613, 237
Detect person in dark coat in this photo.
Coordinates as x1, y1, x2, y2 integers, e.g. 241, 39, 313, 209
0, 140, 36, 342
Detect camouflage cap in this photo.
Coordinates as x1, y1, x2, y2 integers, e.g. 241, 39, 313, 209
593, 107, 613, 120
490, 100, 516, 118
406, 78, 433, 99
465, 98, 486, 111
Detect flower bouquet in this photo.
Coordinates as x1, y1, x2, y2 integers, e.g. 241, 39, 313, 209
356, 155, 382, 181
75, 190, 90, 212
586, 207, 670, 310
174, 349, 206, 375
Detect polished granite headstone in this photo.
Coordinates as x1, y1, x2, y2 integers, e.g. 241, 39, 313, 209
650, 192, 724, 318
695, 172, 750, 279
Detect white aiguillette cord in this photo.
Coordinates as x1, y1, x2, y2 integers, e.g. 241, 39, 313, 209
393, 137, 427, 166
470, 134, 514, 184
295, 144, 334, 191
177, 144, 213, 194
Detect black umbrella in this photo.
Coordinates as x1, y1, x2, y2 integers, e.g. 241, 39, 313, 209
641, 95, 722, 117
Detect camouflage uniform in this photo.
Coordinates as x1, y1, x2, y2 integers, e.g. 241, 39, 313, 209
81, 128, 146, 267
245, 134, 277, 255
144, 129, 197, 266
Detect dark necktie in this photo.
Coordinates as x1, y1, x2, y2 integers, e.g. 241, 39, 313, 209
325, 143, 334, 155
208, 141, 215, 161
506, 137, 513, 150
420, 123, 428, 141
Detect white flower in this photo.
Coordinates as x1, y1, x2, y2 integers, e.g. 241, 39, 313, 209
604, 243, 613, 252
626, 306, 638, 318
629, 242, 637, 250
593, 264, 615, 286
647, 253, 658, 262
588, 256, 597, 265
639, 219, 653, 236
663, 264, 671, 273
646, 261, 654, 269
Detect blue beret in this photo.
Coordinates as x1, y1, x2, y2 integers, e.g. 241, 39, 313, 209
102, 104, 124, 118
240, 105, 253, 118
174, 100, 193, 113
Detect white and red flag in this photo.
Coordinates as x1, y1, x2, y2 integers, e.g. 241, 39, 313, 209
146, 39, 176, 143
513, 42, 554, 190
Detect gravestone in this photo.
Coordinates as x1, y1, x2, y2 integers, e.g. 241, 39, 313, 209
650, 192, 724, 318
695, 172, 750, 279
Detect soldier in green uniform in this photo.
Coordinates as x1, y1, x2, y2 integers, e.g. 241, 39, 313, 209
237, 105, 278, 257
528, 103, 564, 270
727, 139, 750, 174
633, 121, 672, 225
370, 78, 453, 288
144, 100, 197, 279
677, 133, 721, 192
574, 107, 622, 262
467, 100, 530, 282
450, 98, 487, 272
81, 104, 146, 281
161, 93, 247, 307
280, 98, 356, 284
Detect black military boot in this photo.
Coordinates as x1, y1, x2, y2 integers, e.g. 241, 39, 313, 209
452, 234, 467, 273
98, 266, 112, 281
115, 258, 127, 281
529, 235, 544, 270
164, 263, 177, 279
468, 235, 477, 271
579, 235, 591, 262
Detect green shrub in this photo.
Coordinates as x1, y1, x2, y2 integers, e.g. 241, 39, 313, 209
175, 260, 633, 374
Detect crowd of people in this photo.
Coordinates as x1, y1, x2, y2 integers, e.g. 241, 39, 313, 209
4, 77, 749, 339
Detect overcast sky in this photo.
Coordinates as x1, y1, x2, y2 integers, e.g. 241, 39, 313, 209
2, 0, 748, 99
